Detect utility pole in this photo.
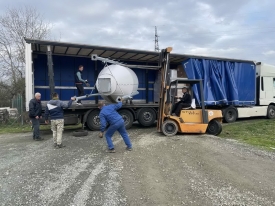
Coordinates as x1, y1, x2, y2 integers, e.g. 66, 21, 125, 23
155, 26, 160, 52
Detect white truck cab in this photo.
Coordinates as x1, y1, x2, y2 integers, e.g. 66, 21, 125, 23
257, 62, 275, 106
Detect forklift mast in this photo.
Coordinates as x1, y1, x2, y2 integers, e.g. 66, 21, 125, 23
156, 47, 173, 132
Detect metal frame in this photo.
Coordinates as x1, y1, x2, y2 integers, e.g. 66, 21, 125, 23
91, 54, 160, 70
24, 38, 257, 64
145, 69, 149, 103
168, 78, 208, 124
75, 54, 162, 102
47, 45, 55, 97
25, 42, 33, 111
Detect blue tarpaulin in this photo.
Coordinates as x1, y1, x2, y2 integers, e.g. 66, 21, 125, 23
182, 58, 256, 106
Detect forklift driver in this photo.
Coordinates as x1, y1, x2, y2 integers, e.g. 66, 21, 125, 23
172, 87, 192, 116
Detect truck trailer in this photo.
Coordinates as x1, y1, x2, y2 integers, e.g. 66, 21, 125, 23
24, 38, 180, 130
180, 58, 275, 123
24, 38, 275, 129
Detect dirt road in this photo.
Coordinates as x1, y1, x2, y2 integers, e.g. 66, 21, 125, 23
0, 124, 275, 206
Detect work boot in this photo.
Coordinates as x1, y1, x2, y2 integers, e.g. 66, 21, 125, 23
126, 147, 132, 151
107, 148, 116, 153
57, 144, 66, 148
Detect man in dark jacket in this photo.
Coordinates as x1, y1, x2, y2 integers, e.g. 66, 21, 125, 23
75, 65, 88, 105
45, 92, 75, 148
29, 92, 42, 140
172, 87, 192, 116
98, 99, 132, 153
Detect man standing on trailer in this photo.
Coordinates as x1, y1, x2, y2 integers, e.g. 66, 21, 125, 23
29, 92, 43, 141
172, 87, 192, 116
45, 92, 76, 148
75, 65, 89, 105
98, 99, 132, 153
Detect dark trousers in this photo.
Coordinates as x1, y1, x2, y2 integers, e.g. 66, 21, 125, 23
31, 118, 40, 139
172, 102, 191, 116
105, 119, 132, 150
76, 84, 84, 103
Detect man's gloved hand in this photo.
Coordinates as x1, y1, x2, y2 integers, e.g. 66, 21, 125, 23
99, 132, 103, 138
86, 83, 90, 87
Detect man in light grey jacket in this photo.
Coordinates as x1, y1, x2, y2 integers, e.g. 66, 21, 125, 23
75, 65, 88, 105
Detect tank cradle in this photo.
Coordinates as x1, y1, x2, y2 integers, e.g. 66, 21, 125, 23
73, 54, 154, 103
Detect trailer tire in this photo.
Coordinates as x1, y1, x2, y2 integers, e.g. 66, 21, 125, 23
73, 130, 88, 137
223, 106, 238, 123
206, 119, 222, 136
137, 108, 156, 127
267, 105, 275, 119
86, 110, 101, 131
118, 109, 133, 130
162, 120, 178, 136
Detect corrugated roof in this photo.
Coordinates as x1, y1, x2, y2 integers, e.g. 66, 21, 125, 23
25, 38, 256, 64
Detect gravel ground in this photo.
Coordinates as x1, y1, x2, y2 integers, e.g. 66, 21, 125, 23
0, 124, 275, 206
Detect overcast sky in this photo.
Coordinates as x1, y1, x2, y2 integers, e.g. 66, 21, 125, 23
1, 0, 275, 65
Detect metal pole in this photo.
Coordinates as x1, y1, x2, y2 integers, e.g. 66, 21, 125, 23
200, 80, 207, 124
91, 54, 160, 70
21, 94, 23, 125
47, 45, 55, 97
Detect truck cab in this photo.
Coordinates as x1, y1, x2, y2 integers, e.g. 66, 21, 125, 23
257, 62, 275, 106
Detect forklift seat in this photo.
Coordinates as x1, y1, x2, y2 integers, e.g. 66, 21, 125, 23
182, 98, 196, 110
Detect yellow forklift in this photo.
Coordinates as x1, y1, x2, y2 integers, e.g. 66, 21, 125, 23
156, 47, 223, 136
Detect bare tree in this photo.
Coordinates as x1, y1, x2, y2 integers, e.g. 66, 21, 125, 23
0, 5, 52, 98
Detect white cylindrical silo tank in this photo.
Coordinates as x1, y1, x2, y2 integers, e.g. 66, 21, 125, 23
95, 64, 139, 103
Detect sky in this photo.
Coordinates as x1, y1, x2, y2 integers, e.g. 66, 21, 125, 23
1, 0, 275, 65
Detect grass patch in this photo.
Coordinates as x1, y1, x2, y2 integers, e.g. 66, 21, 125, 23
0, 123, 83, 134
220, 119, 275, 151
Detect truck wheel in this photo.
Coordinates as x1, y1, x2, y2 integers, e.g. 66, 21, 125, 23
137, 108, 156, 127
223, 106, 238, 123
86, 110, 101, 131
206, 119, 222, 136
162, 120, 178, 136
267, 105, 275, 119
118, 109, 133, 130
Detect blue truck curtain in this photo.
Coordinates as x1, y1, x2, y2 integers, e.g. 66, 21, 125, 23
182, 58, 256, 106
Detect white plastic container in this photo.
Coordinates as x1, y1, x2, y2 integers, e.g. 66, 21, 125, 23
96, 64, 139, 103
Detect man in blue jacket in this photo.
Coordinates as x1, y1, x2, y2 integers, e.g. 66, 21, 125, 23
98, 99, 132, 153
45, 92, 76, 148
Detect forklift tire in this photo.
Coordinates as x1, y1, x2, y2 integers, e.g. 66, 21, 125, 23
223, 106, 238, 123
206, 119, 222, 136
162, 120, 178, 136
267, 105, 275, 119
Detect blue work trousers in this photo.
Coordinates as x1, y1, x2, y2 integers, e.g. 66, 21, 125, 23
105, 119, 132, 149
